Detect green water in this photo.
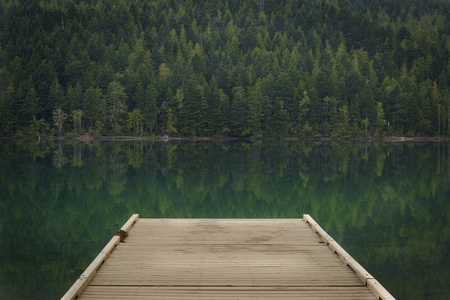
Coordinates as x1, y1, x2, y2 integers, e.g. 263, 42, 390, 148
0, 140, 449, 300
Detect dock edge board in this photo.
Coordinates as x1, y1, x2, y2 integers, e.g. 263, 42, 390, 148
303, 214, 396, 300
60, 213, 139, 300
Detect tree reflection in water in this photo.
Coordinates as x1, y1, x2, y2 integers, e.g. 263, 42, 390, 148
0, 140, 448, 300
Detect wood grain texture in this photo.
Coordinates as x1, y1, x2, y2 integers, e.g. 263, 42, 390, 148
69, 217, 393, 299
60, 214, 139, 300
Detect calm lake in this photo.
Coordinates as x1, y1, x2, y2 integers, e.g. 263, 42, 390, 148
0, 140, 449, 300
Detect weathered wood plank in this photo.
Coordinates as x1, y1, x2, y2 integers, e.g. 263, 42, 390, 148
60, 214, 139, 300
63, 216, 394, 300
79, 286, 379, 299
120, 213, 139, 232
303, 214, 395, 300
368, 278, 396, 300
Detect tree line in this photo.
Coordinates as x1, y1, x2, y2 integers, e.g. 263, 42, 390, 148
0, 0, 449, 137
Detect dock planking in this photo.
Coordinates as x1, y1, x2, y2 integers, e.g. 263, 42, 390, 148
62, 215, 395, 300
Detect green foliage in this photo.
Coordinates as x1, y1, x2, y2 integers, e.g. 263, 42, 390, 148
52, 106, 67, 136
127, 108, 144, 136
106, 81, 128, 134
164, 108, 177, 136
70, 109, 83, 134
23, 118, 47, 138
82, 86, 104, 131
0, 0, 449, 137
375, 102, 387, 135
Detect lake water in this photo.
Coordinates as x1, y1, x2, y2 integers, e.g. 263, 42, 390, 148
0, 140, 449, 300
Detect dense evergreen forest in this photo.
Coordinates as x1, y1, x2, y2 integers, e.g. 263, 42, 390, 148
1, 0, 450, 138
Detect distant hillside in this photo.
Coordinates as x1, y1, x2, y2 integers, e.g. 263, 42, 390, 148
0, 0, 449, 138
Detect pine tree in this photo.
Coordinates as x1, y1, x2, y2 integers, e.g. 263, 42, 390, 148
127, 109, 143, 136
106, 81, 128, 133
71, 109, 83, 134
298, 91, 310, 129
83, 86, 104, 132
245, 78, 265, 137
164, 108, 177, 136
52, 106, 67, 136
375, 102, 387, 136
0, 84, 17, 135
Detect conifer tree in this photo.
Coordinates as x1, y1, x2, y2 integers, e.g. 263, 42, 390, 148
106, 81, 128, 133
52, 106, 67, 136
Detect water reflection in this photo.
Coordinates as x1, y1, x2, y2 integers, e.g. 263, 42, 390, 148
0, 140, 448, 299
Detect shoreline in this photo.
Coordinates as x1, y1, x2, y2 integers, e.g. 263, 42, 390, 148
1, 136, 449, 142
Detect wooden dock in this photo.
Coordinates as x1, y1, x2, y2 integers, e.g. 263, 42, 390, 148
62, 214, 395, 299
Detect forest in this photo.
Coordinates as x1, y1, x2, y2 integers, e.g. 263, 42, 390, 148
1, 0, 450, 138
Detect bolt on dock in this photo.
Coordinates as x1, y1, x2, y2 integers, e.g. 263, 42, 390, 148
62, 214, 395, 299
